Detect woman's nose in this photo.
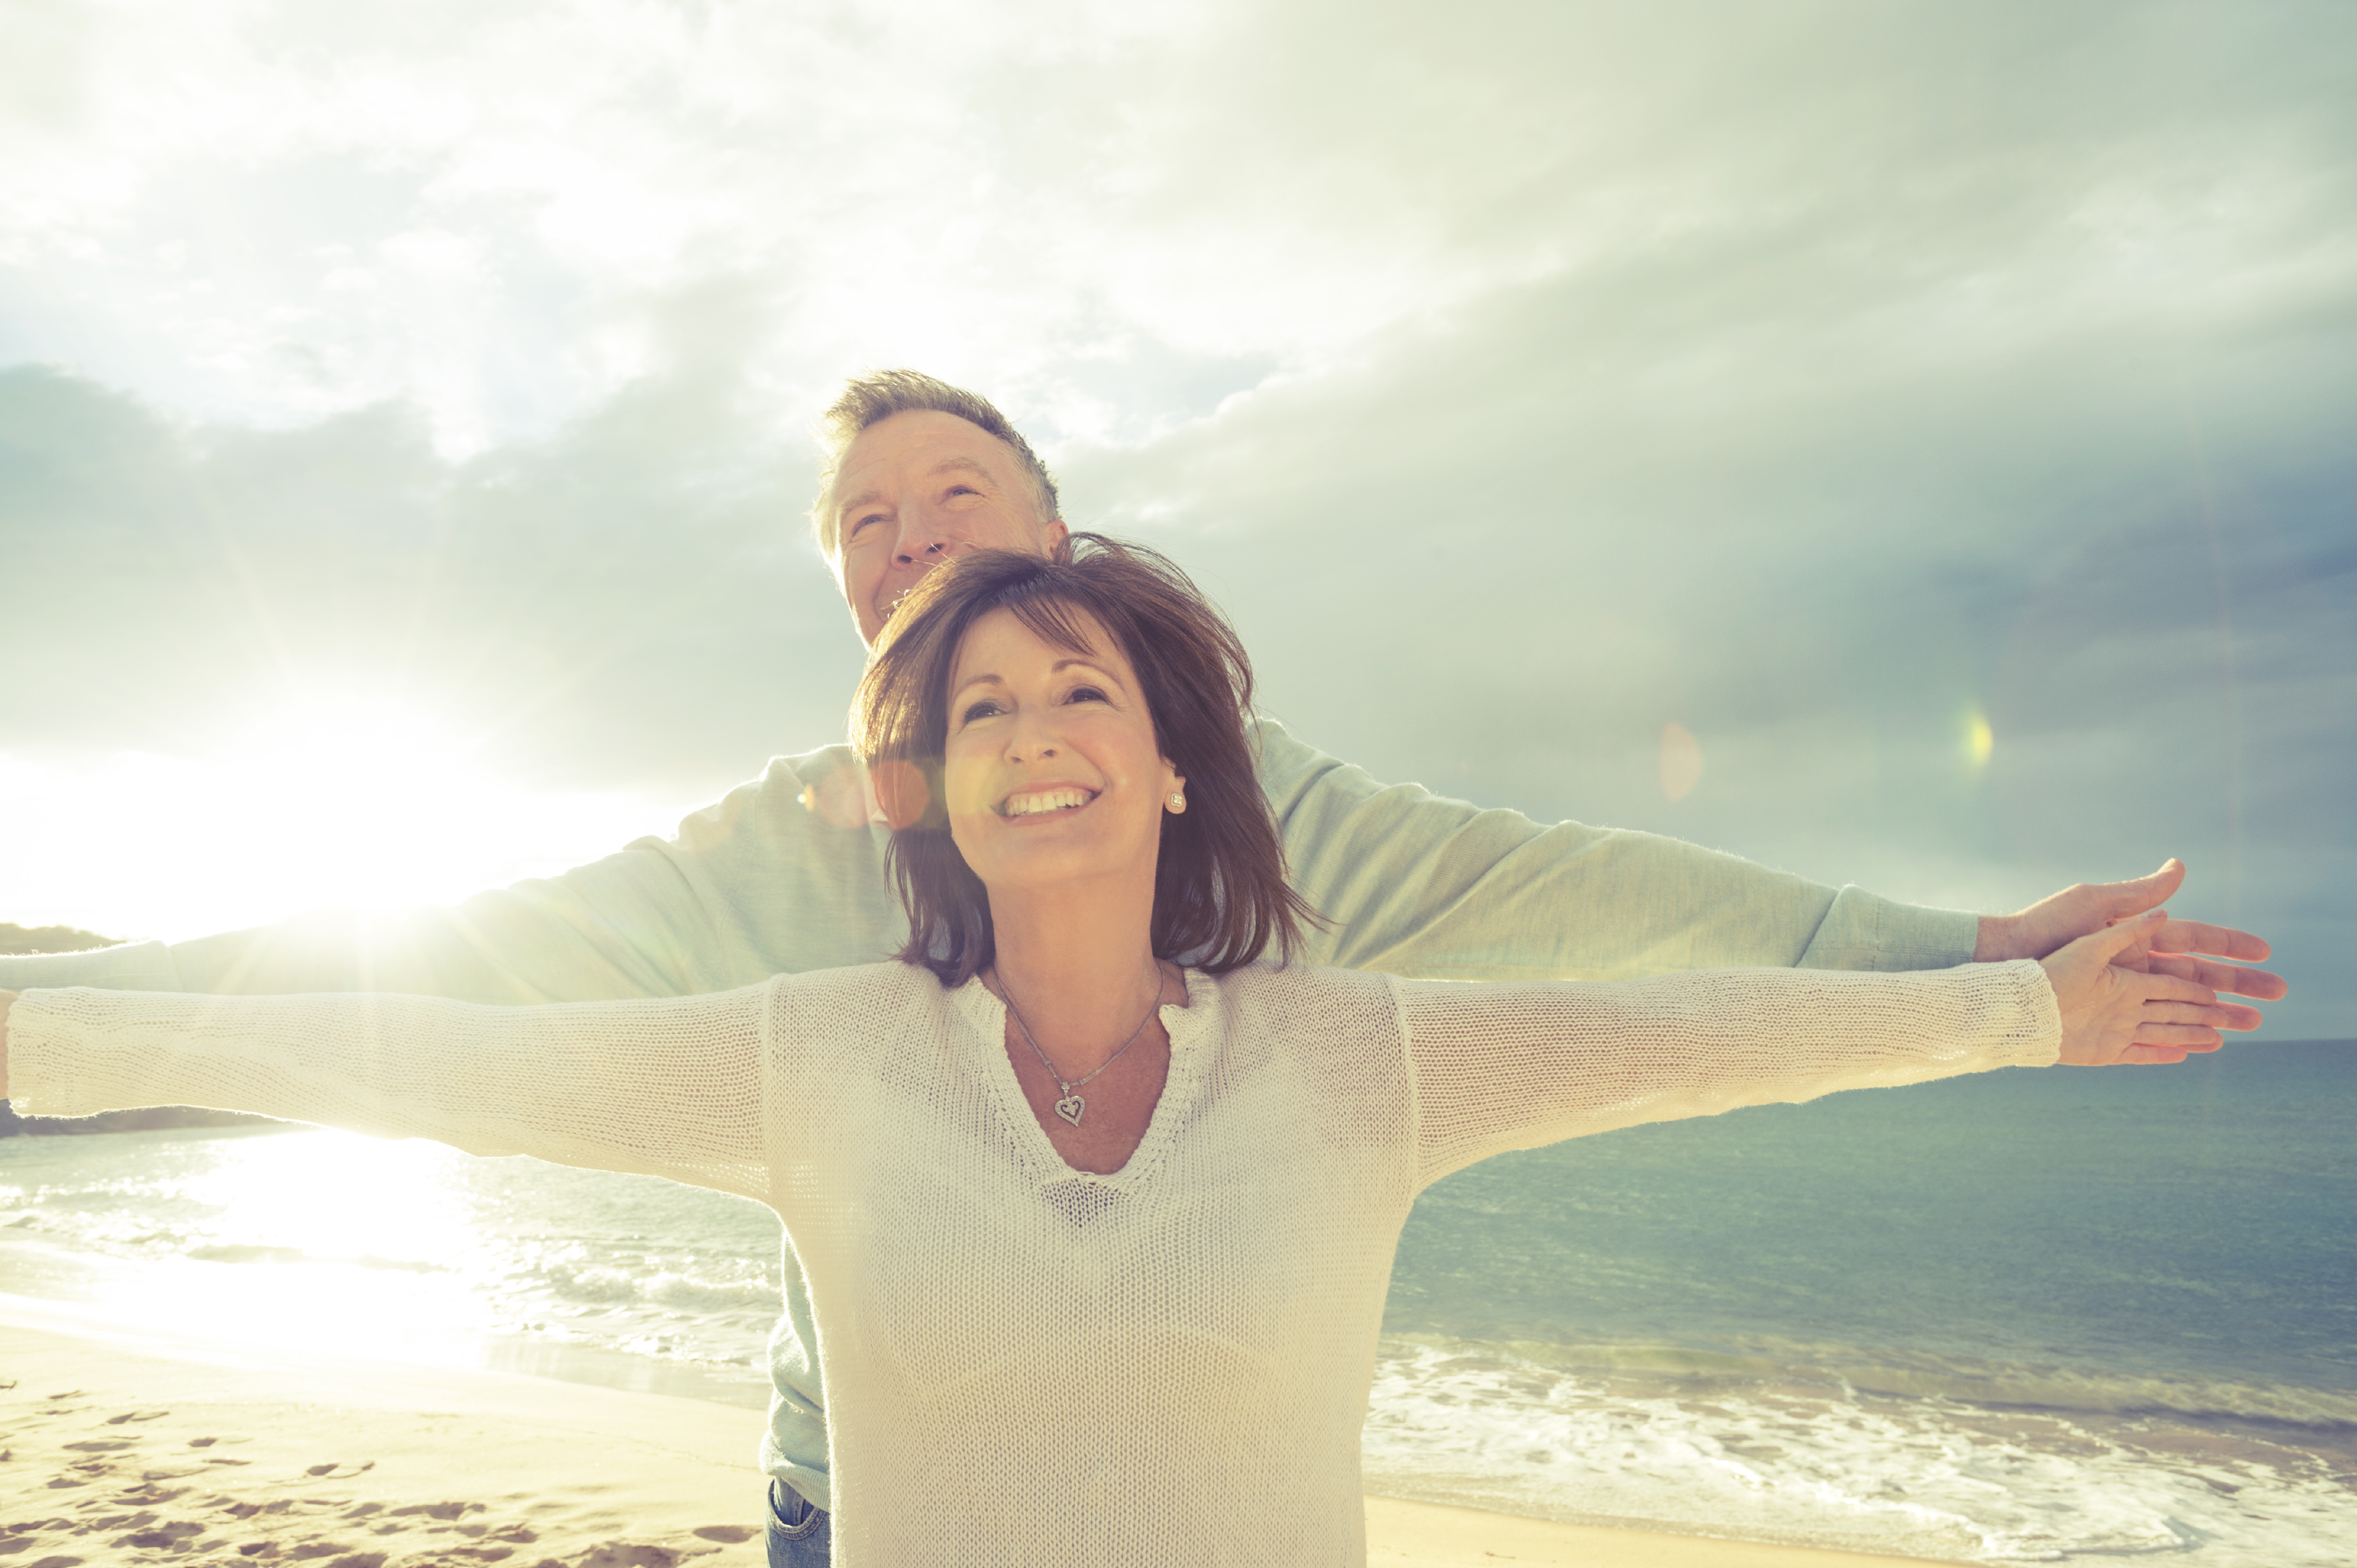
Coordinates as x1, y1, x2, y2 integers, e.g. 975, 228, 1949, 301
1004, 710, 1060, 762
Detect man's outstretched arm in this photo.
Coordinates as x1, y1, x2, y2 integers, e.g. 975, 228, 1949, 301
1255, 721, 2278, 1033
0, 747, 907, 1005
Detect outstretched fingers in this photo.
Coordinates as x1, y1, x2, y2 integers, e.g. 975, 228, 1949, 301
2148, 917, 2272, 963
2133, 968, 2261, 1031
2167, 996, 2264, 1032
2128, 972, 2225, 1052
2138, 950, 2288, 1002
2132, 1020, 2224, 1051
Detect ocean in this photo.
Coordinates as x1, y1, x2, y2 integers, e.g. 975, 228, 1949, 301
4, 1040, 2352, 1564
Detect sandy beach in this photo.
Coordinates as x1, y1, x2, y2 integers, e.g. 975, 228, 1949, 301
0, 1299, 1961, 1568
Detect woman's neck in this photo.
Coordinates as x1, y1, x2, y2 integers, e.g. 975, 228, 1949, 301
986, 875, 1169, 1077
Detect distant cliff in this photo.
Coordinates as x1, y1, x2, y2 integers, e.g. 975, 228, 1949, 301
1, 922, 123, 956
2, 921, 284, 1137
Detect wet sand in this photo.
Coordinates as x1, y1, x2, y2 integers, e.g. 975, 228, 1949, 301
0, 1306, 1956, 1567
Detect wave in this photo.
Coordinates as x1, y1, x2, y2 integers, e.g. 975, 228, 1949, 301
526, 1260, 780, 1316
1386, 1330, 2357, 1428
1363, 1336, 2357, 1565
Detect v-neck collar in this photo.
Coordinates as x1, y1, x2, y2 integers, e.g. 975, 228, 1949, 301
952, 968, 1214, 1190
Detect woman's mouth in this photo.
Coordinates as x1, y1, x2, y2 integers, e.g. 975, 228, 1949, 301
997, 787, 1097, 818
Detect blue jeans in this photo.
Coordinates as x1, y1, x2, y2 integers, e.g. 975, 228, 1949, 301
766, 1478, 831, 1567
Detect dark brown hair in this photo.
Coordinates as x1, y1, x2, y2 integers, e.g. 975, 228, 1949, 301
851, 533, 1315, 986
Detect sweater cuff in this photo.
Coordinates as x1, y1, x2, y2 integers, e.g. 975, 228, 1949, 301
1991, 958, 2065, 1069
0, 941, 181, 993
1797, 887, 1981, 973
4, 989, 96, 1118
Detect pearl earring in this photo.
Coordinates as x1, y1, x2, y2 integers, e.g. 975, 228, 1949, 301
1168, 791, 1186, 812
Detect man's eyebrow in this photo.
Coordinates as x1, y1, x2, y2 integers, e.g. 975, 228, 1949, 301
836, 459, 994, 525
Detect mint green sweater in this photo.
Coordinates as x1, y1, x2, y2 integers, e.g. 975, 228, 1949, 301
0, 720, 1977, 1507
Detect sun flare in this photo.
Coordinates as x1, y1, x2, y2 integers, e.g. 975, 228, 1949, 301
1, 691, 694, 941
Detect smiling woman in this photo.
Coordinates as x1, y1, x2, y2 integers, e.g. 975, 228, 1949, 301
854, 536, 1312, 991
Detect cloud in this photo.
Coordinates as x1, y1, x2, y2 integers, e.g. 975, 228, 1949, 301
0, 340, 859, 794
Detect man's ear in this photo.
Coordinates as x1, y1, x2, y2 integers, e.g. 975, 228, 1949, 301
1041, 518, 1070, 559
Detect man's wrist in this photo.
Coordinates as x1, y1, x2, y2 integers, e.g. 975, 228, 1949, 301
1974, 913, 2017, 963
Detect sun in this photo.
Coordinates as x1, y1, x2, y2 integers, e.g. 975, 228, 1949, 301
2, 688, 687, 942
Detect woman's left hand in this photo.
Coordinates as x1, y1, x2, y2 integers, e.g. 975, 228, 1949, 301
2040, 913, 2235, 1066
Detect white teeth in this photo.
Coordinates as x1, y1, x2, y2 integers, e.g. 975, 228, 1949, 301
1004, 788, 1093, 816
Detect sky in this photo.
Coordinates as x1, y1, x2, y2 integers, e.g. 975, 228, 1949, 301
1, 1, 2351, 1035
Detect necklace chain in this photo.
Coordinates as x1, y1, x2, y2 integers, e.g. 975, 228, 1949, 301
996, 965, 1163, 1128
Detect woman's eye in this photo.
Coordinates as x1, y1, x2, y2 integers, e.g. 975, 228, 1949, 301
1066, 685, 1108, 705
960, 699, 1004, 724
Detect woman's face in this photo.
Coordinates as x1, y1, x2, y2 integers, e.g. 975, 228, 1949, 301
942, 605, 1183, 900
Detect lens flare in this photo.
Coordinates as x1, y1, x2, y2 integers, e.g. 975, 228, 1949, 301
1658, 722, 1702, 802
1963, 707, 1995, 770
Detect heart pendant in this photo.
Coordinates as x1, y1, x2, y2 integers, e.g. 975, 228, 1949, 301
1053, 1094, 1086, 1126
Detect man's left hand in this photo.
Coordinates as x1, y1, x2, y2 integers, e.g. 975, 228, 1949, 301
1976, 859, 2281, 1029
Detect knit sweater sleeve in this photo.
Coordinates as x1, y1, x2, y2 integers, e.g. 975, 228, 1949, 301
5, 983, 776, 1205
1400, 959, 2061, 1189
1255, 718, 1980, 979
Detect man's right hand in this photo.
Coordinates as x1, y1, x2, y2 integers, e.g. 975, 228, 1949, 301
1976, 859, 2281, 1023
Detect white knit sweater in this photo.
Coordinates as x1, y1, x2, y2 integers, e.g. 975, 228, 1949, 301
9, 957, 2059, 1567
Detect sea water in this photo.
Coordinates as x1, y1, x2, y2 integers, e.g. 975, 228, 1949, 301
3, 1041, 2351, 1564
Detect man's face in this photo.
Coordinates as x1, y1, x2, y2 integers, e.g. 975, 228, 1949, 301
829, 410, 1068, 646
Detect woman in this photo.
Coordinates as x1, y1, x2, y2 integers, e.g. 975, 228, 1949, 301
0, 536, 2221, 1567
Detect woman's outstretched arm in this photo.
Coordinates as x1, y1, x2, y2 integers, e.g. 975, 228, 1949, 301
0, 982, 775, 1205
1403, 915, 2219, 1190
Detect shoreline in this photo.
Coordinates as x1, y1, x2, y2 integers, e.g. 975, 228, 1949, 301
0, 1298, 1963, 1567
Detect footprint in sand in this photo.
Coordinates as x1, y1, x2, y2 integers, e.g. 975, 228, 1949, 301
387, 1500, 483, 1521
573, 1544, 715, 1568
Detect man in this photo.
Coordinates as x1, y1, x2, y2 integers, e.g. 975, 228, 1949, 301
1, 371, 2281, 1564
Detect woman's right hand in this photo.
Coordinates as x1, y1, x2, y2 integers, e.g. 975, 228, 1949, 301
2040, 913, 2233, 1065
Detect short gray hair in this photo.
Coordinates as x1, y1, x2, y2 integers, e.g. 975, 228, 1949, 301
811, 369, 1061, 559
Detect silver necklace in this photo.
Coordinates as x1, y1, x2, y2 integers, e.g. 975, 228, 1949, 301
996, 967, 1163, 1127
